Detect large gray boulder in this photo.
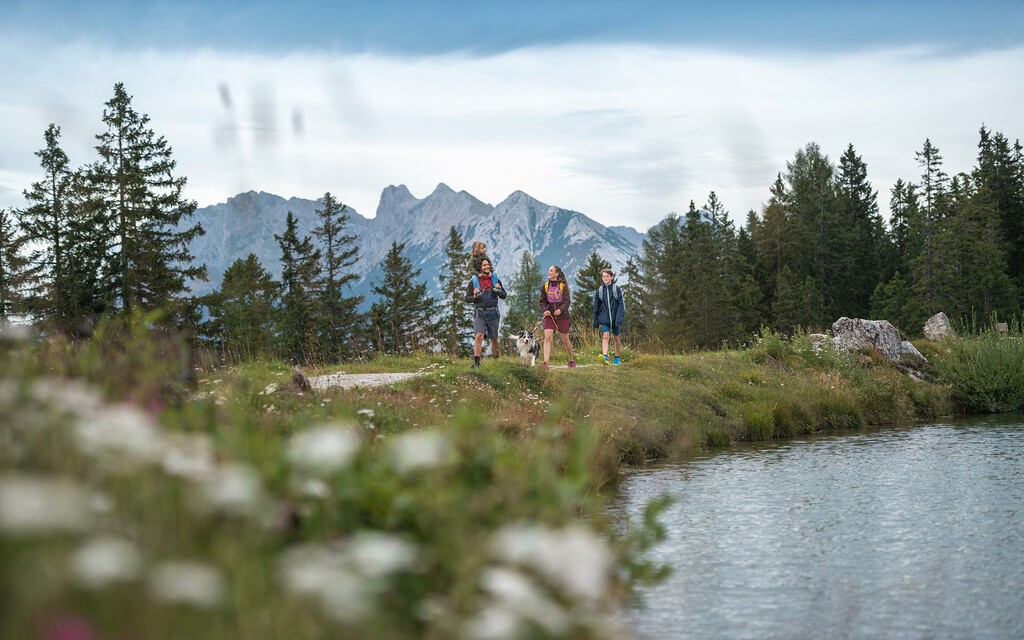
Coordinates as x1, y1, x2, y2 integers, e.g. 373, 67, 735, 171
923, 312, 955, 341
831, 317, 925, 363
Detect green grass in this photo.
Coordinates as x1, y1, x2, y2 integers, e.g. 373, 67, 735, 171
5, 315, 1003, 640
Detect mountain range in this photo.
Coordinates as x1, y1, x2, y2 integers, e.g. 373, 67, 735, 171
186, 184, 646, 305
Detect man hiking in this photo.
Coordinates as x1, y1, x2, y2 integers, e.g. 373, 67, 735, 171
465, 258, 507, 368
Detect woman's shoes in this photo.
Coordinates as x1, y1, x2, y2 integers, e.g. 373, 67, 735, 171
568, 361, 576, 368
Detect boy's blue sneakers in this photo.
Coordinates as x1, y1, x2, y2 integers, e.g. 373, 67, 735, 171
612, 356, 621, 365
599, 353, 610, 365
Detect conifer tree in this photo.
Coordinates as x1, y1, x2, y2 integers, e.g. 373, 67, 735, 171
747, 175, 791, 315
571, 250, 611, 324
504, 250, 545, 340
369, 241, 439, 355
639, 214, 687, 350
974, 127, 1024, 296
275, 211, 322, 363
19, 124, 74, 326
783, 143, 836, 326
836, 144, 884, 317
313, 192, 365, 360
0, 208, 37, 323
911, 139, 952, 323
203, 253, 280, 362
620, 255, 648, 342
438, 226, 472, 356
87, 83, 206, 318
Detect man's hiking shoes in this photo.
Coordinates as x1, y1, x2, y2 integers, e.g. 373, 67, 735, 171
599, 353, 610, 365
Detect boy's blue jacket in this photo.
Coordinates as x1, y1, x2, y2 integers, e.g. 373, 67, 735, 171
592, 279, 624, 327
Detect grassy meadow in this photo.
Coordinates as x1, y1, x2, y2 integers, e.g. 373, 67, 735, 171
4, 316, 1023, 639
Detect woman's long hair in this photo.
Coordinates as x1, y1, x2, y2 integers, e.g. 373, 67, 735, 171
550, 265, 567, 285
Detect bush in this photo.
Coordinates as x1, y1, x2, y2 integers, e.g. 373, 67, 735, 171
936, 324, 1024, 413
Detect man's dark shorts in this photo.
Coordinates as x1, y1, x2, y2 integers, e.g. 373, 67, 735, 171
474, 309, 500, 340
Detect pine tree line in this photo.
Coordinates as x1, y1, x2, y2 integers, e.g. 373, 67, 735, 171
2, 85, 1019, 358
626, 129, 1023, 350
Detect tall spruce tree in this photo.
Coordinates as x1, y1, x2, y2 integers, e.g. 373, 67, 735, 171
619, 254, 647, 342
571, 250, 611, 324
313, 192, 364, 361
747, 175, 791, 317
639, 214, 687, 350
88, 83, 206, 317
369, 241, 439, 355
0, 208, 37, 323
438, 226, 472, 356
275, 211, 322, 364
783, 142, 837, 327
910, 139, 952, 323
504, 250, 544, 340
19, 124, 74, 326
203, 253, 280, 362
836, 144, 884, 317
974, 127, 1024, 297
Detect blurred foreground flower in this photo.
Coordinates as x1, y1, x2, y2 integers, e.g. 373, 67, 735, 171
161, 432, 216, 479
192, 463, 264, 517
148, 560, 224, 608
287, 423, 359, 475
74, 405, 163, 470
492, 524, 613, 604
279, 544, 371, 622
466, 567, 570, 639
279, 533, 419, 623
72, 536, 142, 588
0, 474, 94, 535
387, 430, 450, 474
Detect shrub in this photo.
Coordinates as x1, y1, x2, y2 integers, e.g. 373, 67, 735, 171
936, 325, 1024, 413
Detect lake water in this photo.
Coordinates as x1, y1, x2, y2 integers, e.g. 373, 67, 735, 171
614, 416, 1024, 639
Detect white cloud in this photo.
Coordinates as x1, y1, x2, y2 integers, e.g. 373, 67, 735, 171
1, 37, 1022, 231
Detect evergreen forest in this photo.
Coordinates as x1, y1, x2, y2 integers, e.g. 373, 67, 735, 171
2, 84, 1022, 361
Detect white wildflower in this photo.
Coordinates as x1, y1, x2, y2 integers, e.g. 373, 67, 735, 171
464, 605, 522, 640
481, 567, 570, 636
261, 383, 278, 396
387, 431, 450, 474
193, 463, 263, 517
74, 404, 163, 469
492, 523, 613, 603
30, 379, 105, 416
279, 544, 371, 622
148, 560, 224, 608
348, 532, 419, 579
72, 536, 142, 588
299, 478, 330, 499
0, 474, 94, 535
161, 433, 216, 479
287, 424, 359, 475
356, 408, 375, 419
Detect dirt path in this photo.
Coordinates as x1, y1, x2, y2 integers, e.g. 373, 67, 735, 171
307, 372, 424, 390
307, 362, 595, 390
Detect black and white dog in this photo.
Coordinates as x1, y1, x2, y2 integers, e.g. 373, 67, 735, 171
513, 330, 541, 366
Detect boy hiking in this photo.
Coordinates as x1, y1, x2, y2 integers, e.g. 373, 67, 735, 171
592, 268, 624, 365
465, 256, 506, 367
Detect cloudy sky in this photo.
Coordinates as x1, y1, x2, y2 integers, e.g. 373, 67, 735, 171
1, 1, 1022, 232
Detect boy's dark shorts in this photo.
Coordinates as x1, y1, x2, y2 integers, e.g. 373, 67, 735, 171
600, 324, 620, 336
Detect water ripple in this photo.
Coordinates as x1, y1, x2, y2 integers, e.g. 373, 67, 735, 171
616, 417, 1024, 640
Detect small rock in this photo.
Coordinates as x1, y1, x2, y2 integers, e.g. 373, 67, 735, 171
923, 312, 955, 341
